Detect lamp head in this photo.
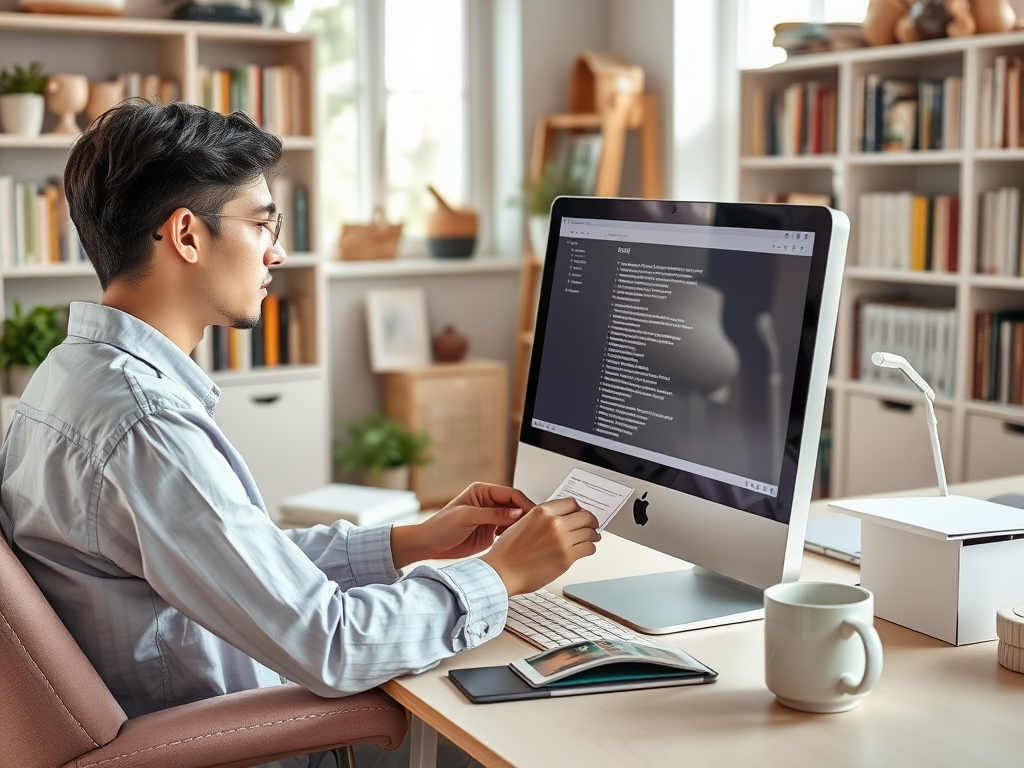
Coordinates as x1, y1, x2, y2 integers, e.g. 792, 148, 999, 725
871, 352, 935, 400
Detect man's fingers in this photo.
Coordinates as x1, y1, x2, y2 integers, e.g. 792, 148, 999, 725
541, 497, 586, 516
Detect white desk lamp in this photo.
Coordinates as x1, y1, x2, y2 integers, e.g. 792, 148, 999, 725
871, 351, 948, 497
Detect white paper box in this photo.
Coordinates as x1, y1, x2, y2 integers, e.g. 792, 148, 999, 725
827, 495, 1024, 645
279, 483, 420, 528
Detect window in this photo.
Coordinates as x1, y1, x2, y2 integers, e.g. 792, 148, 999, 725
739, 0, 870, 70
288, 0, 469, 251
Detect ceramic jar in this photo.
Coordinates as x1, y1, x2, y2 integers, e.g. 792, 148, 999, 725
45, 73, 89, 135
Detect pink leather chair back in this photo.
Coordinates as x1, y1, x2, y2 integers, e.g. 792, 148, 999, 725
0, 536, 128, 768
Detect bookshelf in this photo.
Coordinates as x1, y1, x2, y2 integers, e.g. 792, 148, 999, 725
0, 13, 328, 518
739, 30, 1024, 499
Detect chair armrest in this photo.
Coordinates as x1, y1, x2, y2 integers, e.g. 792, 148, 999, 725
65, 684, 407, 768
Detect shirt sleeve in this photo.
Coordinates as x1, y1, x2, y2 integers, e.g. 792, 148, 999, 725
97, 407, 508, 697
282, 523, 400, 589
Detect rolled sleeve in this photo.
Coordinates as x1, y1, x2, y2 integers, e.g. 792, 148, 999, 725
283, 522, 400, 589
406, 558, 507, 651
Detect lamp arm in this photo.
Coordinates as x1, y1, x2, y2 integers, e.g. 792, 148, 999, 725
924, 397, 949, 497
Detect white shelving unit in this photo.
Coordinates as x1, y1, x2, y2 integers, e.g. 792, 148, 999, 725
0, 13, 328, 517
739, 31, 1024, 498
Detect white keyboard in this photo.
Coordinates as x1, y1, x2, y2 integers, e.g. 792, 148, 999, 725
505, 589, 651, 650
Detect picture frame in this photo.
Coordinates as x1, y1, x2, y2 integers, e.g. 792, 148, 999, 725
364, 288, 431, 372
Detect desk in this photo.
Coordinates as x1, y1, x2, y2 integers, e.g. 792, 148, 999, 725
384, 477, 1024, 767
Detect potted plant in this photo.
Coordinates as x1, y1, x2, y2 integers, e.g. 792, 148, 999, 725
0, 62, 47, 137
333, 411, 431, 490
0, 301, 66, 397
520, 161, 588, 258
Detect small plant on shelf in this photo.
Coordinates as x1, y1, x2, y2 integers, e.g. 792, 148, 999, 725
0, 301, 66, 396
517, 162, 588, 257
0, 61, 48, 138
333, 411, 431, 490
0, 62, 47, 95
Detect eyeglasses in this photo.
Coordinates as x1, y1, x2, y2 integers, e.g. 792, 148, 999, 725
194, 211, 284, 246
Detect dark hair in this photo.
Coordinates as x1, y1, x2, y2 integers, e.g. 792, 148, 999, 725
64, 100, 283, 290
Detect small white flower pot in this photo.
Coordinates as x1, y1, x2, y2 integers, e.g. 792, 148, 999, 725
0, 93, 45, 137
362, 466, 410, 491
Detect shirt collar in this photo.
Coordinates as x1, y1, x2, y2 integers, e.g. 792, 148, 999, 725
66, 302, 220, 411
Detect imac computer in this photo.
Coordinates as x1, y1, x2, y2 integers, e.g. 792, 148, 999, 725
514, 197, 849, 634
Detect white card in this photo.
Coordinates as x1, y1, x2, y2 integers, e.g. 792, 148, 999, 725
546, 468, 635, 532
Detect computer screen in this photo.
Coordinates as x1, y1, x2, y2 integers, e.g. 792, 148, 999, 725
514, 198, 848, 633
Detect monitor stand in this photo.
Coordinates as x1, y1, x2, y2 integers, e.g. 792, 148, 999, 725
562, 567, 764, 635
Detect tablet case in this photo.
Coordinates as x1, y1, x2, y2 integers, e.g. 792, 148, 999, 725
449, 662, 717, 704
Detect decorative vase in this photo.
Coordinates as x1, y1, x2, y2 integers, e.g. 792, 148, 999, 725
0, 93, 44, 137
7, 365, 35, 397
85, 77, 126, 124
362, 466, 410, 491
432, 325, 469, 363
528, 214, 550, 259
45, 73, 89, 135
425, 185, 477, 259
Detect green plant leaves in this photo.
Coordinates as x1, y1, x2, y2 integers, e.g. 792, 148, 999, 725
332, 411, 431, 473
0, 62, 47, 96
0, 300, 66, 368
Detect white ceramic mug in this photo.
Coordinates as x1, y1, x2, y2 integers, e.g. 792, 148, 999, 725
764, 582, 883, 713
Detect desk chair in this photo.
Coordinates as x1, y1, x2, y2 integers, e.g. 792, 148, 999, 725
0, 536, 408, 768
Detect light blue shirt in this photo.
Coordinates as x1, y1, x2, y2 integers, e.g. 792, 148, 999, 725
0, 303, 506, 750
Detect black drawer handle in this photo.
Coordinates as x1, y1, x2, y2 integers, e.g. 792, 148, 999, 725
1004, 422, 1024, 436
880, 399, 913, 412
251, 395, 282, 406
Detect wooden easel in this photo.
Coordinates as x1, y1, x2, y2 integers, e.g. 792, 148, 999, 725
511, 53, 665, 434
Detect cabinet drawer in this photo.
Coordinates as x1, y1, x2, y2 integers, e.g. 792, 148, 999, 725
964, 414, 1024, 481
845, 393, 953, 496
216, 377, 328, 519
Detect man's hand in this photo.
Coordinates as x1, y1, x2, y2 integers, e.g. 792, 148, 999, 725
390, 483, 535, 568
480, 497, 600, 596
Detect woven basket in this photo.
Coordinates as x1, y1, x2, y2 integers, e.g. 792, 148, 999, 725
338, 206, 402, 261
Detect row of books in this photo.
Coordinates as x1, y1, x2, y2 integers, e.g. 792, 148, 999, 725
207, 293, 313, 372
856, 193, 960, 272
978, 187, 1024, 276
979, 55, 1023, 149
197, 64, 304, 136
122, 72, 180, 105
973, 311, 1024, 404
0, 176, 86, 268
854, 75, 962, 152
748, 81, 838, 156
269, 176, 310, 254
854, 301, 957, 399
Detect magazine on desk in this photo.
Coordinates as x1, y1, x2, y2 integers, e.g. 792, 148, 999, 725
510, 639, 717, 688
448, 639, 717, 703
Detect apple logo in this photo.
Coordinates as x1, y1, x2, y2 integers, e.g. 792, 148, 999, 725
633, 492, 649, 526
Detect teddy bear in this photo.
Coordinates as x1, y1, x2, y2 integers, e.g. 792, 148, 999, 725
862, 0, 1018, 46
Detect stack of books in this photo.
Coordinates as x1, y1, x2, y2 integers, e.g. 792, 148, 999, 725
748, 81, 837, 156
208, 293, 313, 372
855, 300, 957, 398
979, 55, 1023, 149
0, 175, 87, 268
977, 187, 1024, 276
854, 74, 961, 152
857, 192, 959, 272
278, 483, 421, 528
197, 64, 303, 136
973, 311, 1024, 404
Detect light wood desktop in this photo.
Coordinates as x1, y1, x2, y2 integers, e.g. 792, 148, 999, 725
384, 476, 1024, 768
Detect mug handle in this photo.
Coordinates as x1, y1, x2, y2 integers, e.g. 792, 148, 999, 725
837, 616, 883, 696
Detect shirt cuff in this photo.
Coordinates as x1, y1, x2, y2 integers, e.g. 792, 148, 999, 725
408, 558, 508, 651
343, 523, 401, 586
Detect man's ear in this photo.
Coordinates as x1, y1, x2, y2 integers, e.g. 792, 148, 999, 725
160, 208, 202, 265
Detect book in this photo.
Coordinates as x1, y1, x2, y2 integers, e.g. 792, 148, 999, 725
451, 640, 717, 703
277, 483, 420, 528
511, 638, 717, 687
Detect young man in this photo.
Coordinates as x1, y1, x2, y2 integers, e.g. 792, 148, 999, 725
0, 102, 600, 767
